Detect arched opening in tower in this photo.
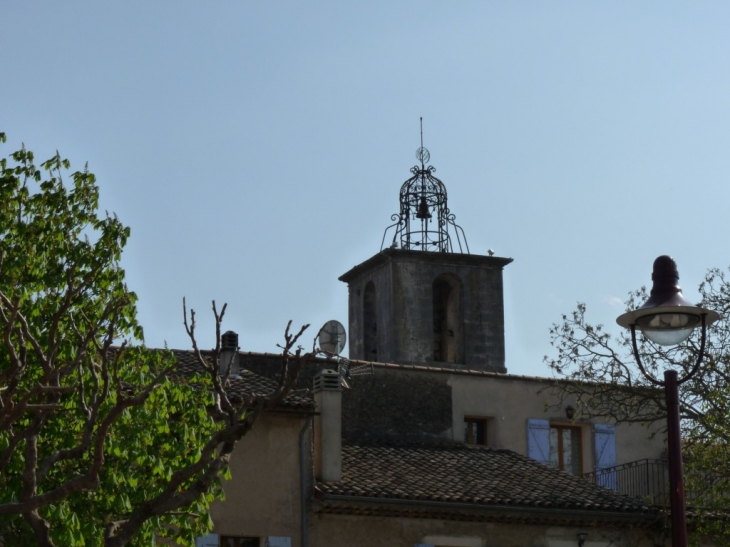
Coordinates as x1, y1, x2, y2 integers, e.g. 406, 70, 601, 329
432, 274, 463, 364
363, 281, 377, 361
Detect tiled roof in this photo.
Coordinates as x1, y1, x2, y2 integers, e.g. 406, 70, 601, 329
317, 439, 656, 518
170, 349, 315, 411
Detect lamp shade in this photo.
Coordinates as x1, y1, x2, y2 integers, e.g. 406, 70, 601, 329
616, 256, 720, 346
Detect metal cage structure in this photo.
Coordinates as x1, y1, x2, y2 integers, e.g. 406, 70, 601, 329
381, 146, 469, 254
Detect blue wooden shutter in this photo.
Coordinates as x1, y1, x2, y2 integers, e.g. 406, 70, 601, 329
527, 419, 551, 465
267, 538, 291, 547
594, 423, 617, 490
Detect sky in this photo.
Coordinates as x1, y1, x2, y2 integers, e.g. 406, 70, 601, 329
2, 2, 729, 377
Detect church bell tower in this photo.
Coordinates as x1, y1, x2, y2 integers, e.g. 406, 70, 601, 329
339, 125, 512, 373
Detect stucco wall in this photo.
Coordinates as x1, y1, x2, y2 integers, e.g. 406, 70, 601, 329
209, 412, 309, 544
448, 373, 664, 467
309, 514, 664, 547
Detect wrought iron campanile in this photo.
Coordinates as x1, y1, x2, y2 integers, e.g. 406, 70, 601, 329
343, 120, 511, 371
381, 119, 469, 254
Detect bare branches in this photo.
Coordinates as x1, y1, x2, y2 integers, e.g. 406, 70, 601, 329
183, 297, 212, 374
274, 319, 311, 399
545, 267, 730, 441
542, 300, 668, 425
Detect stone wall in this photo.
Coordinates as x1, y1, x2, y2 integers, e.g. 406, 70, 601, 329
339, 249, 512, 373
341, 368, 452, 441
241, 354, 453, 442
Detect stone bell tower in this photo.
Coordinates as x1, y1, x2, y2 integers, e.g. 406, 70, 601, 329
339, 132, 512, 373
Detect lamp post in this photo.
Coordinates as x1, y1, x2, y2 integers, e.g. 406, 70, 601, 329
616, 256, 720, 547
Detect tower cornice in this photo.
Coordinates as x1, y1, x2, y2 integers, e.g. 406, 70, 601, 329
339, 248, 513, 284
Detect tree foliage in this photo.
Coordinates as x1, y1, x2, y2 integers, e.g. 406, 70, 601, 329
0, 134, 311, 546
544, 266, 730, 539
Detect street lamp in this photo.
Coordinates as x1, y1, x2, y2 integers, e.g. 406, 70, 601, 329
616, 255, 720, 547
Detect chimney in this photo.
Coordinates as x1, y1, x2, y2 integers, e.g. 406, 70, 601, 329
313, 369, 342, 482
220, 330, 240, 376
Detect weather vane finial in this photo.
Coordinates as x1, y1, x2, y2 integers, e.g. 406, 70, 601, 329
416, 117, 430, 168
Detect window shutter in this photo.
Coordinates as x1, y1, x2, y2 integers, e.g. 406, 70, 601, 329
195, 534, 219, 547
414, 544, 436, 547
267, 538, 291, 547
527, 419, 551, 465
594, 423, 617, 490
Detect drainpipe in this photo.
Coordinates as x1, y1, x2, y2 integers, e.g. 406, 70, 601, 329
299, 415, 312, 547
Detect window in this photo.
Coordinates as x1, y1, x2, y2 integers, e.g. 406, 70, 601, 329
529, 420, 614, 480
463, 417, 487, 445
549, 424, 582, 475
220, 537, 259, 547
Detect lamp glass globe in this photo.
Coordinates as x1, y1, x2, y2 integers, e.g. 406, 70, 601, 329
642, 327, 694, 346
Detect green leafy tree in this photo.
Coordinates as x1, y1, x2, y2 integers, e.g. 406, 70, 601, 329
544, 268, 730, 541
0, 134, 310, 546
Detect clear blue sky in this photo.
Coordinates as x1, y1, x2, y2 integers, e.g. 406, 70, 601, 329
2, 2, 728, 376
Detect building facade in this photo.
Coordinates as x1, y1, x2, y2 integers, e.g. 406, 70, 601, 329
192, 145, 677, 547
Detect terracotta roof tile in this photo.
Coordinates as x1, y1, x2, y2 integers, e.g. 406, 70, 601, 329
170, 349, 314, 411
318, 439, 655, 514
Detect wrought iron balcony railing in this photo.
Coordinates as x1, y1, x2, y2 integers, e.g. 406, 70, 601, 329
582, 459, 670, 506
582, 459, 722, 508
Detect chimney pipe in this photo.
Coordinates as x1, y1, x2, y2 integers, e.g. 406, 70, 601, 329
220, 330, 239, 376
313, 369, 342, 482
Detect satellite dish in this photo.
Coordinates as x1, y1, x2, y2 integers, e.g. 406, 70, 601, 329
317, 320, 347, 355
316, 320, 373, 389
